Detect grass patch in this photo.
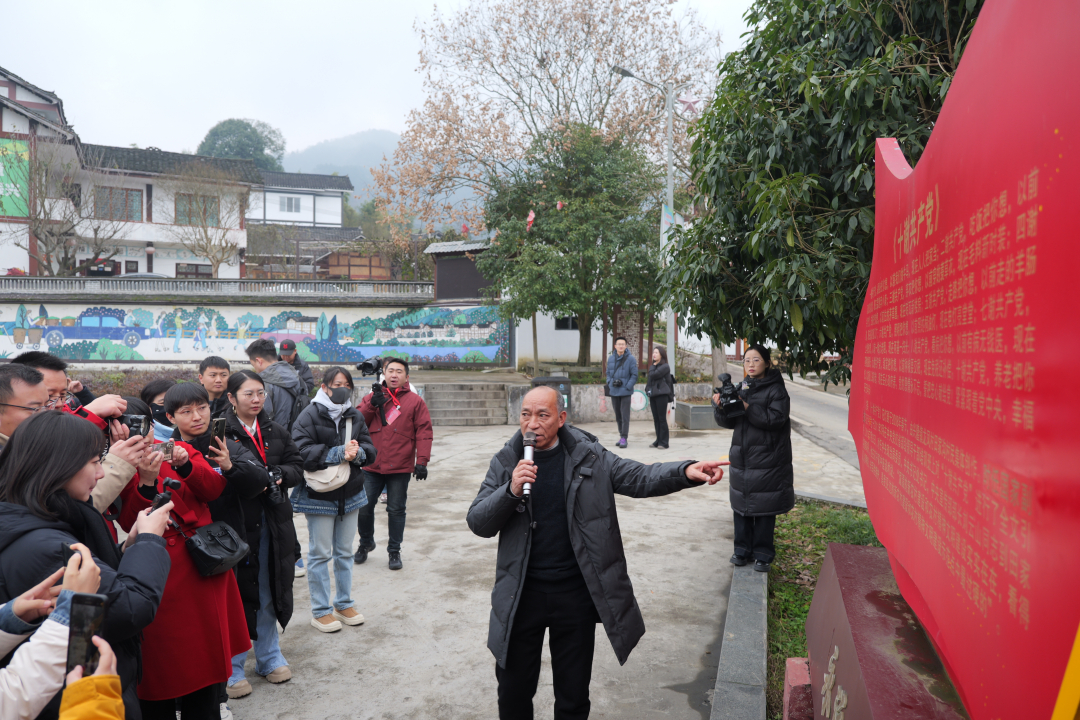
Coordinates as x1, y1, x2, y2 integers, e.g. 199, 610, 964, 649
765, 498, 882, 719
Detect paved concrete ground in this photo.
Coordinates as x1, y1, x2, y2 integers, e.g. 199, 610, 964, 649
231, 418, 863, 719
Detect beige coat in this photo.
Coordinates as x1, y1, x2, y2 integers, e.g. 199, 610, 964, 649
0, 610, 68, 720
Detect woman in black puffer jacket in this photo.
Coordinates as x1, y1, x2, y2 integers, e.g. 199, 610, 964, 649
290, 367, 376, 633
0, 411, 172, 720
644, 345, 675, 449
713, 344, 793, 572
219, 370, 304, 699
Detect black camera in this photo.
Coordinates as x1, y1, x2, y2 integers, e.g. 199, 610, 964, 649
611, 379, 623, 388
266, 468, 287, 504
714, 373, 745, 419
118, 414, 150, 438
356, 357, 382, 377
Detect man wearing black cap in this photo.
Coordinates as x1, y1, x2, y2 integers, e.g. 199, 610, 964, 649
278, 340, 314, 394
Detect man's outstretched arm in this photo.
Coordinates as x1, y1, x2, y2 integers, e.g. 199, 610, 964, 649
610, 451, 727, 498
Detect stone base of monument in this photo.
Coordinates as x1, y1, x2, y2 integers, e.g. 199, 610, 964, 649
806, 544, 969, 719
783, 657, 812, 720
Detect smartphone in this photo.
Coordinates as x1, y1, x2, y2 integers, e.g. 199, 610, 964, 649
162, 440, 174, 462
212, 418, 227, 443
60, 542, 76, 565
66, 593, 108, 675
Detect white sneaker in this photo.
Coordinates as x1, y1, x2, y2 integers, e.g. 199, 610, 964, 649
379, 492, 388, 504
310, 615, 342, 633
220, 703, 233, 720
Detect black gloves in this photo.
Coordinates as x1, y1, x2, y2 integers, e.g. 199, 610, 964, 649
371, 384, 389, 408
414, 464, 428, 481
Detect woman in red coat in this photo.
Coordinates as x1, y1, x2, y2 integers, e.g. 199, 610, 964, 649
119, 384, 249, 720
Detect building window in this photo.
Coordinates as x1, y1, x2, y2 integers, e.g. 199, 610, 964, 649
125, 261, 139, 273
94, 187, 142, 222
280, 196, 302, 213
175, 194, 220, 226
86, 261, 120, 277
555, 317, 579, 330
175, 263, 212, 278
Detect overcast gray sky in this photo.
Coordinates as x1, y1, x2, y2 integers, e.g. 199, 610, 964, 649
6, 0, 753, 155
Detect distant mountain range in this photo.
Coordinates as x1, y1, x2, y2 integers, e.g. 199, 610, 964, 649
282, 129, 399, 204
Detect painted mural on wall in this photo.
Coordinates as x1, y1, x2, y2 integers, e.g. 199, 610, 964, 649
0, 303, 510, 365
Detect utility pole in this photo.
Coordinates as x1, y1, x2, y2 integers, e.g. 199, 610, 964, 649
612, 66, 689, 373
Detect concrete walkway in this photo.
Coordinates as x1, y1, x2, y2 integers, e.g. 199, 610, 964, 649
232, 419, 863, 719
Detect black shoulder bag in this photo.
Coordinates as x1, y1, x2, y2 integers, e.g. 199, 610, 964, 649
172, 513, 249, 577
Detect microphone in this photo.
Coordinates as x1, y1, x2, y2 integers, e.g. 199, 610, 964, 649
522, 431, 536, 497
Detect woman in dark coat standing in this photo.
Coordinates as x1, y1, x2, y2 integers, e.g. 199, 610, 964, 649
290, 367, 376, 633
645, 346, 675, 449
221, 370, 305, 699
0, 411, 172, 720
713, 345, 793, 572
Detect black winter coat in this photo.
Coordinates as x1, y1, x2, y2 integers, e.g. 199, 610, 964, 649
0, 502, 170, 720
467, 425, 703, 668
644, 362, 675, 399
291, 402, 376, 511
218, 408, 304, 635
714, 368, 794, 516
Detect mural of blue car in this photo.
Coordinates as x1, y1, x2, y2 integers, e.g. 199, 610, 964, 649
44, 313, 151, 350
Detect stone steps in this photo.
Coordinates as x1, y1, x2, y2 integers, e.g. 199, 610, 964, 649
424, 383, 508, 426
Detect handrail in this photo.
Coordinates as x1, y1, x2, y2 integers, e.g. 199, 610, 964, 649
0, 277, 434, 297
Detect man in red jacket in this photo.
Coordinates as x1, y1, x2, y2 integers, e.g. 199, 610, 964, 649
355, 358, 433, 570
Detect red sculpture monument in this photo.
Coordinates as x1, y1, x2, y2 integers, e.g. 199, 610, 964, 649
838, 1, 1080, 717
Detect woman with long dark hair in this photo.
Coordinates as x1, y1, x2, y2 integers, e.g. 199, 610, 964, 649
290, 367, 375, 633
645, 346, 674, 449
222, 369, 304, 700
713, 345, 793, 572
0, 411, 172, 720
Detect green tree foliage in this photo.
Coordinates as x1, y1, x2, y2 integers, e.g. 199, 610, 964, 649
479, 124, 662, 365
342, 195, 362, 226
197, 119, 285, 172
664, 0, 983, 384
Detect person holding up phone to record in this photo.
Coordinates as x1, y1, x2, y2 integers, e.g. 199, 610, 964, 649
117, 383, 250, 719
0, 410, 173, 720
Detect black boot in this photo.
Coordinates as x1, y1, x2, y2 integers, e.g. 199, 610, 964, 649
388, 552, 403, 571
353, 542, 375, 565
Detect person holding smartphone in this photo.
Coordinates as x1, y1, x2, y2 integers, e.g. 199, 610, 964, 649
220, 370, 305, 700
0, 543, 111, 720
118, 384, 250, 720
0, 411, 172, 720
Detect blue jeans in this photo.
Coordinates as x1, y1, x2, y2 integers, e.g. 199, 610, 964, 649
357, 471, 411, 553
306, 510, 358, 618
230, 519, 287, 682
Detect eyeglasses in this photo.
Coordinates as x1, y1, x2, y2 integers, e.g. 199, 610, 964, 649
172, 404, 210, 418
45, 392, 73, 408
238, 390, 267, 399
0, 402, 48, 414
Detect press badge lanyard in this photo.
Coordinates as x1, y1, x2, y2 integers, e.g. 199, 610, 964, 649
242, 422, 267, 465
384, 387, 403, 425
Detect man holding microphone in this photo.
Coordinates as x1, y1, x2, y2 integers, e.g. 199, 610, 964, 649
467, 386, 726, 720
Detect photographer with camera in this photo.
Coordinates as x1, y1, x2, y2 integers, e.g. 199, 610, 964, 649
355, 357, 432, 571
220, 370, 304, 700
712, 345, 793, 573
605, 337, 638, 448
117, 384, 250, 719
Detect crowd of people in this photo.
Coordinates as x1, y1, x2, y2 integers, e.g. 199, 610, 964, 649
0, 344, 433, 720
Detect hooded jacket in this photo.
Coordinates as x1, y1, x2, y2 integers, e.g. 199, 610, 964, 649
284, 354, 315, 394
259, 361, 305, 430
466, 424, 703, 668
713, 367, 794, 516
357, 381, 432, 475
290, 401, 376, 516
0, 503, 169, 720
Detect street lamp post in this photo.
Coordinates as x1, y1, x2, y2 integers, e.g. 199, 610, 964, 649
612, 65, 690, 369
